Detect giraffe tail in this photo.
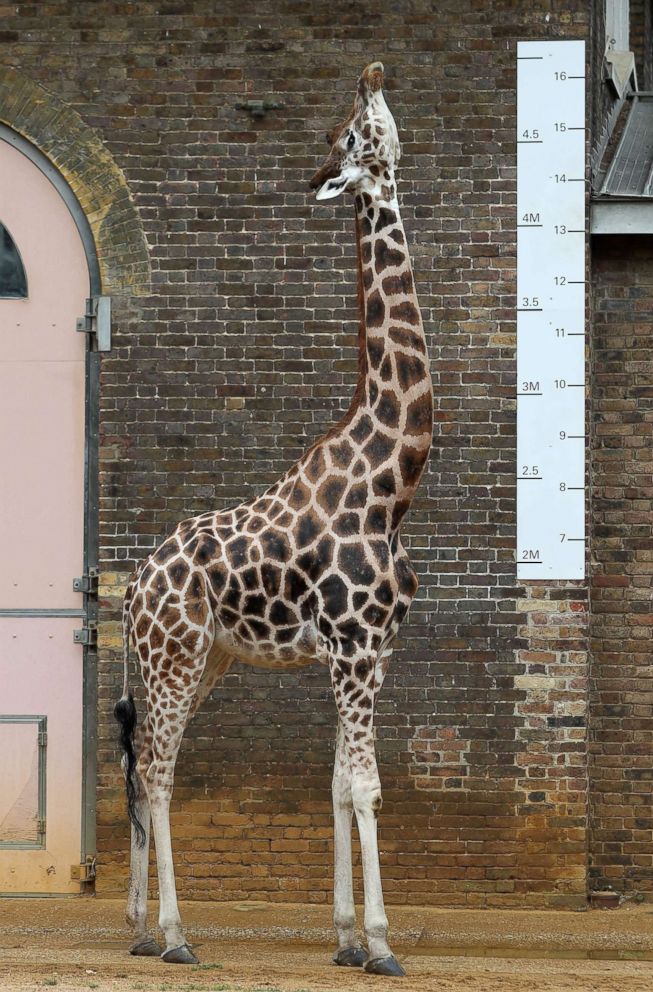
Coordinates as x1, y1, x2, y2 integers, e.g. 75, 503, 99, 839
114, 574, 146, 847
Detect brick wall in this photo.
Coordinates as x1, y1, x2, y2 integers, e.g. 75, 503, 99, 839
3, 0, 593, 907
590, 236, 653, 897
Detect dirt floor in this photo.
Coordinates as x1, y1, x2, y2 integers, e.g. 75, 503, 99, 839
2, 898, 653, 992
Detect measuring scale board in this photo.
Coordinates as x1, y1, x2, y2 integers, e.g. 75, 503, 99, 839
516, 40, 586, 580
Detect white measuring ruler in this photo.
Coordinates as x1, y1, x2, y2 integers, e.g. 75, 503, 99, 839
517, 40, 586, 580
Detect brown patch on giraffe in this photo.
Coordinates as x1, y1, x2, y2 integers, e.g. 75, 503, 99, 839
334, 511, 360, 537
338, 544, 375, 586
390, 300, 420, 325
391, 498, 412, 531
316, 476, 347, 513
150, 625, 165, 650
372, 468, 396, 496
367, 337, 384, 369
244, 592, 267, 617
261, 561, 282, 597
207, 562, 228, 595
375, 389, 401, 428
406, 395, 433, 435
145, 589, 160, 614
362, 430, 395, 467
225, 536, 248, 569
380, 355, 393, 381
382, 271, 413, 296
362, 267, 374, 290
389, 228, 405, 246
284, 567, 309, 601
329, 438, 354, 469
350, 414, 374, 444
399, 444, 425, 488
319, 572, 349, 618
158, 601, 182, 628
181, 629, 200, 654
374, 239, 404, 274
365, 289, 385, 327
365, 504, 387, 533
370, 539, 390, 569
294, 510, 322, 549
375, 206, 397, 232
344, 480, 368, 508
186, 596, 207, 626
153, 540, 178, 565
352, 590, 369, 610
363, 603, 389, 626
396, 556, 419, 598
361, 241, 372, 264
261, 529, 291, 564
395, 352, 427, 391
288, 478, 310, 510
135, 614, 152, 639
389, 326, 426, 353
152, 572, 169, 598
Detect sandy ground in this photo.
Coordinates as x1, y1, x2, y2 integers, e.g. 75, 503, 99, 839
1, 898, 653, 992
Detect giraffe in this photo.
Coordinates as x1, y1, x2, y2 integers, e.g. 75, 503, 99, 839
115, 60, 433, 976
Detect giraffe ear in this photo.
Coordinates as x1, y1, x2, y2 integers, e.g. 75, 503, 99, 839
314, 165, 364, 201
315, 175, 348, 200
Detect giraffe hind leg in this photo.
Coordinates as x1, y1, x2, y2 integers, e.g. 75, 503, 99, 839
143, 648, 211, 963
126, 720, 162, 957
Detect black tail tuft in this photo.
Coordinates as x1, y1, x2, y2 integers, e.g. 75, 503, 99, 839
114, 692, 146, 848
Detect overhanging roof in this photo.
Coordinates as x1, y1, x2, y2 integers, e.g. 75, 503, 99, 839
599, 94, 653, 197
592, 94, 653, 233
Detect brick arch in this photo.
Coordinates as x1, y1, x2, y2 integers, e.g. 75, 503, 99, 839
0, 66, 150, 296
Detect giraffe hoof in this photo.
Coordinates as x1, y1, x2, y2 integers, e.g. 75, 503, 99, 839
161, 943, 199, 965
130, 937, 163, 957
333, 945, 369, 967
364, 955, 406, 977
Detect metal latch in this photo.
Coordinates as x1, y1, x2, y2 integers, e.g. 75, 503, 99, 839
73, 621, 97, 647
73, 568, 99, 595
71, 856, 96, 883
235, 98, 284, 118
76, 296, 111, 352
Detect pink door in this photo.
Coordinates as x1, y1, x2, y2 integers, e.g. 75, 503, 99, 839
0, 137, 89, 893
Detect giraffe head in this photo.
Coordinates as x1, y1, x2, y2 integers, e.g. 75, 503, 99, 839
310, 61, 401, 201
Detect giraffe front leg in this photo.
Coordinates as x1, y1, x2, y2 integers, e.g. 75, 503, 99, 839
329, 652, 405, 977
332, 720, 368, 968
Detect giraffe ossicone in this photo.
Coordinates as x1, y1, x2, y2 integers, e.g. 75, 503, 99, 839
115, 60, 433, 976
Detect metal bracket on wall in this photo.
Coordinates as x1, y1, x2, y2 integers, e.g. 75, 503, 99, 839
70, 856, 96, 884
73, 568, 99, 595
235, 98, 284, 118
76, 296, 111, 352
73, 621, 97, 647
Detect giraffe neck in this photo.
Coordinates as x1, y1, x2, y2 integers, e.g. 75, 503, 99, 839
348, 179, 433, 511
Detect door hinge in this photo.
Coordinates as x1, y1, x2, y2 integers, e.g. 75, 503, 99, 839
71, 856, 96, 883
73, 568, 99, 595
38, 730, 47, 747
73, 621, 97, 647
37, 817, 46, 839
76, 296, 111, 352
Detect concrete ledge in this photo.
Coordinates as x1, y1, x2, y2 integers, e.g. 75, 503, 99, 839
591, 200, 653, 234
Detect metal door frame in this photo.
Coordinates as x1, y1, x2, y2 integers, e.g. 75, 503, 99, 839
0, 123, 101, 871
